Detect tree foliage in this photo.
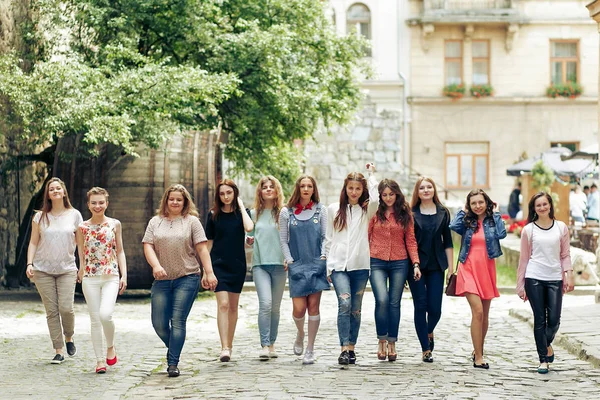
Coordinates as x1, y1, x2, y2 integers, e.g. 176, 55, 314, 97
0, 0, 368, 185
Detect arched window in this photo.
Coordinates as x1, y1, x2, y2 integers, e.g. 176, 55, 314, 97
346, 3, 371, 56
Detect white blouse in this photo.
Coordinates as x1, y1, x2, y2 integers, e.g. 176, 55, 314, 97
325, 175, 379, 274
33, 209, 83, 274
525, 222, 563, 281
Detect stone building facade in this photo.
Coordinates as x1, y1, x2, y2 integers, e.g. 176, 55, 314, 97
407, 0, 599, 207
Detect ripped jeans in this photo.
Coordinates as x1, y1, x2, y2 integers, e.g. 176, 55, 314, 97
330, 269, 370, 346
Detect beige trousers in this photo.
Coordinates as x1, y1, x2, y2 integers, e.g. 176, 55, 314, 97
34, 270, 77, 349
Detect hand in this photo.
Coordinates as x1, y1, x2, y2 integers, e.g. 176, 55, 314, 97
565, 272, 575, 293
445, 269, 454, 285
237, 197, 245, 209
202, 272, 218, 291
283, 260, 289, 271
77, 271, 84, 284
26, 265, 35, 280
119, 277, 127, 295
518, 290, 528, 302
413, 267, 421, 281
246, 236, 255, 245
152, 265, 168, 279
366, 162, 376, 173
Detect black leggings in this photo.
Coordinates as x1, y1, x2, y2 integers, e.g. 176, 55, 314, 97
524, 278, 563, 363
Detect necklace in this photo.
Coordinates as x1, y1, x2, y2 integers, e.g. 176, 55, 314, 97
50, 209, 67, 218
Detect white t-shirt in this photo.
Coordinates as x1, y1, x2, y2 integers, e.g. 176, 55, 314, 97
524, 221, 563, 281
33, 209, 83, 274
569, 191, 587, 219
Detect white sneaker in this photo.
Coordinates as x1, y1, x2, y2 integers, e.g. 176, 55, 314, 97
302, 350, 315, 365
269, 346, 278, 358
294, 333, 304, 356
259, 346, 270, 360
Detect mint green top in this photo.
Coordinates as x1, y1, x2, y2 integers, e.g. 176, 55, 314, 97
249, 209, 284, 267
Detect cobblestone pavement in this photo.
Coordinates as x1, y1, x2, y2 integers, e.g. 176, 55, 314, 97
1, 289, 599, 400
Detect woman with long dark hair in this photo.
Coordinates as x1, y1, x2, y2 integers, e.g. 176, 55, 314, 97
279, 175, 329, 364
449, 189, 506, 369
246, 176, 286, 359
143, 184, 217, 377
325, 163, 378, 366
408, 177, 453, 362
368, 179, 420, 362
26, 177, 83, 364
517, 192, 574, 374
206, 179, 254, 362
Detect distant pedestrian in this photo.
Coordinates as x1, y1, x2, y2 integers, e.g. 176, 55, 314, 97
246, 176, 286, 360
76, 187, 127, 374
206, 179, 254, 362
143, 184, 217, 377
569, 185, 587, 224
368, 178, 419, 362
449, 189, 506, 369
507, 182, 522, 224
408, 177, 454, 363
26, 177, 83, 364
279, 175, 329, 365
517, 192, 574, 374
326, 163, 378, 367
586, 183, 599, 222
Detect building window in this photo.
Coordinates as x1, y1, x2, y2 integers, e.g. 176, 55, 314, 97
347, 3, 371, 56
550, 40, 579, 84
445, 142, 489, 188
551, 142, 579, 152
472, 40, 490, 85
445, 40, 463, 85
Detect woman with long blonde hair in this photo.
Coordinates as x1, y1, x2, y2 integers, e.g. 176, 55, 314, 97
246, 176, 286, 359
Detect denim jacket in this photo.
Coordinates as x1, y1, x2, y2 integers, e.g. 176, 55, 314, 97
449, 210, 507, 263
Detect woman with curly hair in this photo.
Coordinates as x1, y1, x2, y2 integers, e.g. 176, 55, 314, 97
246, 176, 286, 360
368, 179, 420, 362
449, 189, 506, 369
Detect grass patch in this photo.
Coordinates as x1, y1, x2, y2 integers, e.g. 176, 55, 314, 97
197, 290, 215, 300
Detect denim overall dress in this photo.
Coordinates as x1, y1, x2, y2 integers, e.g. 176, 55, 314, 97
287, 205, 330, 297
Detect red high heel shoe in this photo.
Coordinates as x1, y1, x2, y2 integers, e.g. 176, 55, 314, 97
107, 352, 118, 366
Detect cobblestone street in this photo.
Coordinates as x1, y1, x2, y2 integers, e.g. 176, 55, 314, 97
1, 289, 599, 399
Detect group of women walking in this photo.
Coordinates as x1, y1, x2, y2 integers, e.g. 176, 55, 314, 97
26, 169, 574, 377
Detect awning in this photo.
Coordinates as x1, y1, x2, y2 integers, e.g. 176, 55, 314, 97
506, 146, 597, 178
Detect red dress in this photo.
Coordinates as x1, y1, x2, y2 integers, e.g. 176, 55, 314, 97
456, 221, 500, 300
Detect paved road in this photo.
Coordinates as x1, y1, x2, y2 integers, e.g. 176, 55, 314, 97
1, 290, 599, 399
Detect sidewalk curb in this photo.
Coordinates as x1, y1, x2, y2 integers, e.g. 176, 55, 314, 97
508, 308, 600, 368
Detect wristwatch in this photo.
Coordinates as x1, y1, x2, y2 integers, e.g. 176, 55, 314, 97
413, 263, 420, 269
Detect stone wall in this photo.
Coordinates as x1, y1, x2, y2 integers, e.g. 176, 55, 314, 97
304, 100, 405, 206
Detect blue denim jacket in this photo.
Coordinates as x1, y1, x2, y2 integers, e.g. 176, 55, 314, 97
449, 210, 507, 263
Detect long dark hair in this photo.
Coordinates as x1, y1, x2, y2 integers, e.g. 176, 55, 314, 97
527, 192, 555, 223
334, 172, 369, 232
376, 179, 411, 228
463, 189, 496, 232
212, 179, 240, 220
286, 175, 320, 208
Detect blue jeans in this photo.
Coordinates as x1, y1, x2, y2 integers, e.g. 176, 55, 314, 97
408, 268, 445, 351
369, 258, 409, 342
151, 274, 200, 366
330, 269, 370, 346
253, 265, 287, 347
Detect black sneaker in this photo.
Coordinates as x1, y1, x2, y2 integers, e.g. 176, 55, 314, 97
51, 354, 65, 364
167, 365, 180, 377
348, 350, 356, 365
66, 341, 77, 357
338, 350, 350, 365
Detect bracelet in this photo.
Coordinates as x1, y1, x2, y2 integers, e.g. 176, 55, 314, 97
26, 263, 34, 267
413, 263, 420, 269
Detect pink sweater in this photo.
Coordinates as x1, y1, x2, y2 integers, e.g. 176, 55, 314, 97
516, 221, 572, 299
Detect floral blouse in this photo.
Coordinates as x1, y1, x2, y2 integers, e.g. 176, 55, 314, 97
79, 219, 119, 277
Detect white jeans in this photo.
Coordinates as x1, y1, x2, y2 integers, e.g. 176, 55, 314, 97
82, 275, 119, 361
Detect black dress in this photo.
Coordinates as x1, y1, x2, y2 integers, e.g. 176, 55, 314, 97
206, 209, 248, 293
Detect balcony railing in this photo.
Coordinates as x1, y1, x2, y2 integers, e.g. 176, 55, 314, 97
425, 0, 514, 10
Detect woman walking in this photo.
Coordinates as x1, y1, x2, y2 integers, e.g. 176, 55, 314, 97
206, 179, 254, 362
408, 177, 453, 362
26, 177, 83, 364
143, 184, 217, 377
449, 189, 506, 369
326, 163, 378, 366
246, 176, 286, 360
517, 192, 574, 374
76, 187, 128, 374
279, 175, 329, 364
368, 178, 420, 362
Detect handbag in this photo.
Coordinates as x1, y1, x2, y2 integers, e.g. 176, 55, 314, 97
445, 235, 463, 297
